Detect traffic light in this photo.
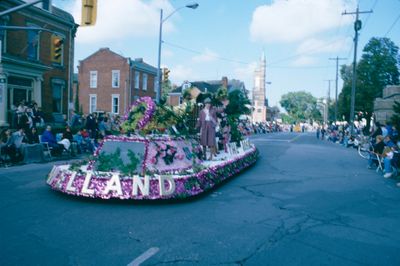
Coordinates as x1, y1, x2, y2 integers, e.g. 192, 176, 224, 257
163, 68, 170, 82
51, 35, 64, 63
81, 0, 97, 26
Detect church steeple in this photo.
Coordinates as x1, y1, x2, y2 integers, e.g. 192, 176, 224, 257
252, 51, 267, 123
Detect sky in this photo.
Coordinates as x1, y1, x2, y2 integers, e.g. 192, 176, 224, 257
53, 0, 400, 108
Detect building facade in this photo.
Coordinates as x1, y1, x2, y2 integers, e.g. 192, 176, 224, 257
252, 52, 267, 123
78, 48, 157, 115
0, 0, 77, 127
374, 85, 400, 123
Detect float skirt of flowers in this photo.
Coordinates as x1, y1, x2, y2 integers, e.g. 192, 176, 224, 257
46, 147, 259, 200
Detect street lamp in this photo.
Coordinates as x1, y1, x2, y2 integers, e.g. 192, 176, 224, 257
155, 3, 199, 103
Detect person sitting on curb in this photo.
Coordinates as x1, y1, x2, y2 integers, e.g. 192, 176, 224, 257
382, 145, 396, 178
382, 135, 398, 178
1, 128, 20, 163
26, 127, 40, 144
41, 125, 63, 156
367, 135, 385, 169
4, 128, 26, 163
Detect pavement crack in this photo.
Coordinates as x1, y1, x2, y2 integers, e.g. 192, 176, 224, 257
239, 186, 265, 198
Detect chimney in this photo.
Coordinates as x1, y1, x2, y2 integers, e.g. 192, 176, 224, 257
222, 76, 228, 88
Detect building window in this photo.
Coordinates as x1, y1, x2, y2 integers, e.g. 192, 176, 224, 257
154, 77, 157, 92
134, 71, 140, 89
112, 70, 120, 88
89, 94, 97, 114
90, 71, 97, 88
6, 77, 33, 121
27, 28, 39, 60
111, 94, 119, 114
143, 73, 148, 91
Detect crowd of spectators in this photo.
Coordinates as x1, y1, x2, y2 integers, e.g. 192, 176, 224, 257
9, 100, 45, 131
0, 105, 126, 165
236, 120, 282, 136
317, 121, 400, 187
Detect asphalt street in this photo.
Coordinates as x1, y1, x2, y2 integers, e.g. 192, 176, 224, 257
1, 132, 400, 266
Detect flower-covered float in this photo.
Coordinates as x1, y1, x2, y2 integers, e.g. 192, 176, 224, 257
46, 96, 258, 200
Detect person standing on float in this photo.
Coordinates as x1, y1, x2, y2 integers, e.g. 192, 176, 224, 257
197, 98, 218, 160
197, 98, 229, 160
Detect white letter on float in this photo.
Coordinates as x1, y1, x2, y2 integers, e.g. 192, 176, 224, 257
66, 172, 77, 192
81, 172, 95, 195
104, 173, 123, 196
158, 175, 176, 196
132, 175, 149, 196
46, 166, 58, 185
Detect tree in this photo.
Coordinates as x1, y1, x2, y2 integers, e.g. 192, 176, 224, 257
161, 80, 173, 102
225, 89, 251, 143
279, 91, 321, 122
338, 37, 400, 128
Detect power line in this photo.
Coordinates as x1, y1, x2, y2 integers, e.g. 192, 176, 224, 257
268, 38, 352, 66
165, 39, 343, 69
384, 13, 400, 37
363, 0, 378, 28
163, 41, 250, 65
268, 65, 332, 69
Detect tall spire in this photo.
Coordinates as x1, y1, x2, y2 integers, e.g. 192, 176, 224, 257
261, 49, 266, 63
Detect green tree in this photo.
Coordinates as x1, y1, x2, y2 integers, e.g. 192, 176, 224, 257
161, 80, 173, 103
337, 64, 353, 121
279, 91, 321, 122
225, 89, 251, 143
338, 37, 400, 128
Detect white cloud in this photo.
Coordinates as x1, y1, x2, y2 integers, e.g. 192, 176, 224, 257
234, 61, 257, 84
249, 0, 356, 43
291, 56, 317, 66
67, 0, 176, 44
233, 61, 258, 98
169, 64, 195, 84
162, 49, 174, 58
296, 37, 352, 55
192, 48, 219, 63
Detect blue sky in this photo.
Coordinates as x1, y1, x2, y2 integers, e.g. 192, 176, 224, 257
54, 0, 400, 108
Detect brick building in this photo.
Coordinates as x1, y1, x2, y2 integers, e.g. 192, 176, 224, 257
78, 48, 157, 115
0, 0, 77, 127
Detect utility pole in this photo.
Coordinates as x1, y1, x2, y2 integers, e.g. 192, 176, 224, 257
329, 56, 347, 122
342, 6, 372, 135
325, 79, 333, 123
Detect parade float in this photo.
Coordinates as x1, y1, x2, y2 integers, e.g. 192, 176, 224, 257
46, 96, 258, 200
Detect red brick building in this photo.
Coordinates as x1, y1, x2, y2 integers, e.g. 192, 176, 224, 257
0, 0, 77, 127
78, 48, 157, 116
